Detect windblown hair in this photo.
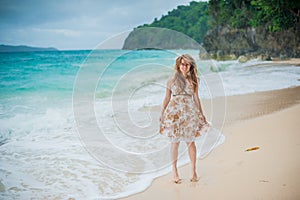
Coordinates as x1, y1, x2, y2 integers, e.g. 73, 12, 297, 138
171, 54, 199, 93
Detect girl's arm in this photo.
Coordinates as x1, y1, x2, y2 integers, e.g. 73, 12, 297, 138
160, 80, 172, 121
193, 84, 207, 122
193, 84, 203, 113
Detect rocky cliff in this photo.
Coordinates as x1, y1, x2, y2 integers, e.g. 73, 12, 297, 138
203, 25, 300, 60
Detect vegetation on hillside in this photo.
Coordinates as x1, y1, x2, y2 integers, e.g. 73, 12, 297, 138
123, 0, 299, 50
208, 0, 300, 32
137, 1, 210, 43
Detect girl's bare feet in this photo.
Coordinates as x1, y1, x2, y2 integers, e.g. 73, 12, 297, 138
173, 176, 182, 184
190, 173, 199, 182
173, 171, 181, 184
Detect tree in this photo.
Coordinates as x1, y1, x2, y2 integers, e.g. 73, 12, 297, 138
137, 1, 210, 43
250, 0, 300, 31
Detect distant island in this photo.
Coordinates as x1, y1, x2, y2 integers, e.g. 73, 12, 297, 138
0, 44, 58, 53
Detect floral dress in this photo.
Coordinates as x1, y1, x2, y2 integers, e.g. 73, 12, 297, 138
160, 80, 210, 142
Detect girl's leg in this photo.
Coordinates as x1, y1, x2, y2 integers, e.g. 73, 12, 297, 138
171, 142, 181, 183
186, 141, 198, 181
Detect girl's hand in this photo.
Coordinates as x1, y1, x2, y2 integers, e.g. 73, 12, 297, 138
159, 113, 164, 123
202, 115, 207, 123
198, 112, 208, 124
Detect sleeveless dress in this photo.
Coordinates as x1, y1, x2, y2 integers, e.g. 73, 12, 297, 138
159, 79, 210, 142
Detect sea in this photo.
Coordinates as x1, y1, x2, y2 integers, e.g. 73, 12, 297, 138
0, 49, 300, 199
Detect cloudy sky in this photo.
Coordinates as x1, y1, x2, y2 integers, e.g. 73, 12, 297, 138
0, 0, 196, 50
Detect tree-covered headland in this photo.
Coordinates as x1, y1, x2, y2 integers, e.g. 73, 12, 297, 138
123, 0, 300, 59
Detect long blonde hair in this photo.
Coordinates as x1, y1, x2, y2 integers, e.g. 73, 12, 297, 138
172, 54, 199, 92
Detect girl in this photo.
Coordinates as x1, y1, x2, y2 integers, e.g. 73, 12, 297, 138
160, 54, 210, 183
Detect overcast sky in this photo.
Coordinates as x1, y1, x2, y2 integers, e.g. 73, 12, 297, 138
0, 0, 197, 50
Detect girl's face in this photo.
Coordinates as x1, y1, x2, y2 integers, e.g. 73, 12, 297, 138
179, 58, 191, 75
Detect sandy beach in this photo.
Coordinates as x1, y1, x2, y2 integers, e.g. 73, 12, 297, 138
122, 86, 300, 200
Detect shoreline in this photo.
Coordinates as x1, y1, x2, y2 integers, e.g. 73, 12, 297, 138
271, 58, 300, 66
121, 86, 300, 200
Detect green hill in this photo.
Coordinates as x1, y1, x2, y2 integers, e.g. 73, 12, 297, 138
123, 1, 210, 49
123, 0, 299, 57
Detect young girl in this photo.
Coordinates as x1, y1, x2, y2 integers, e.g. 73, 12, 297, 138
160, 54, 210, 184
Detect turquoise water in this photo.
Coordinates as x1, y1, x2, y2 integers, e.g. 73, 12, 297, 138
0, 51, 85, 116
0, 49, 300, 199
